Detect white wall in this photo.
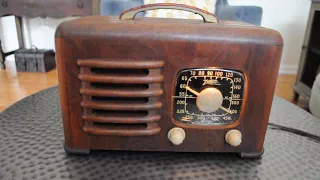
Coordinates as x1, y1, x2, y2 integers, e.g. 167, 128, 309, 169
0, 16, 19, 52
0, 0, 312, 74
229, 0, 311, 74
21, 17, 78, 50
0, 16, 76, 57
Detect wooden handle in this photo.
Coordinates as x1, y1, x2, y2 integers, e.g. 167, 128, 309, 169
119, 3, 219, 23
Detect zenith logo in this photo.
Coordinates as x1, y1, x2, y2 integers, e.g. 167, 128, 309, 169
202, 79, 220, 86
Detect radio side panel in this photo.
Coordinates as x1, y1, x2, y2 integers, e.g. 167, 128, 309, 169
55, 37, 90, 149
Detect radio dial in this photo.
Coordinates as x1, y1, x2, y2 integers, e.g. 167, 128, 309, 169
196, 88, 223, 113
174, 68, 245, 126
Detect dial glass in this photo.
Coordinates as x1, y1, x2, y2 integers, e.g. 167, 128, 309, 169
173, 68, 245, 126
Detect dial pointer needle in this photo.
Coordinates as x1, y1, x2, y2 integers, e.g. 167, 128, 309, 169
220, 106, 233, 114
186, 86, 200, 96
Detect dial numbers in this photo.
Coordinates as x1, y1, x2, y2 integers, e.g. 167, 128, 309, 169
173, 68, 245, 126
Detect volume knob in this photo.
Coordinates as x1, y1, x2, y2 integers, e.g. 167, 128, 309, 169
168, 127, 186, 145
225, 130, 242, 147
196, 88, 223, 113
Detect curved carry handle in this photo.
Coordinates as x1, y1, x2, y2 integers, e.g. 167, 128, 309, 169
119, 3, 219, 23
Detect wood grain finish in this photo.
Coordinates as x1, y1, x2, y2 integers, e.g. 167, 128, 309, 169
83, 125, 161, 136
81, 101, 163, 111
55, 14, 283, 154
83, 114, 161, 123
78, 74, 164, 84
77, 59, 164, 69
80, 88, 163, 97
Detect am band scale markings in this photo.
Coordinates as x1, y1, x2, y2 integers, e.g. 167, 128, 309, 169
186, 75, 235, 117
173, 74, 243, 117
173, 96, 243, 101
173, 68, 245, 125
186, 75, 235, 97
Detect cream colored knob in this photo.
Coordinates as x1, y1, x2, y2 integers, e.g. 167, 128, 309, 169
196, 88, 223, 113
225, 130, 242, 147
168, 127, 186, 145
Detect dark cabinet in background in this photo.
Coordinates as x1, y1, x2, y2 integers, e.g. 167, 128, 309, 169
294, 1, 320, 101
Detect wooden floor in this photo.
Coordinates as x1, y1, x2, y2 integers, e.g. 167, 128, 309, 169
0, 59, 58, 111
0, 59, 297, 112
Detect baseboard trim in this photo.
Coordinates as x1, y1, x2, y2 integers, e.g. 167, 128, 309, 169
279, 65, 298, 74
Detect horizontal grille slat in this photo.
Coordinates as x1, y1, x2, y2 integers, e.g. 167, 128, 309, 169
82, 114, 161, 123
91, 96, 149, 104
78, 74, 163, 84
77, 59, 164, 69
92, 110, 149, 117
90, 83, 149, 90
83, 126, 161, 136
80, 88, 163, 97
81, 101, 162, 111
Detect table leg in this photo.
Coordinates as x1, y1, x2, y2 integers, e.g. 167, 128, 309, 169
15, 16, 24, 49
92, 0, 101, 15
0, 39, 5, 69
292, 91, 300, 103
0, 16, 24, 70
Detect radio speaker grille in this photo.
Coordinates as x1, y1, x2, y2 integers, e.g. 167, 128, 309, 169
77, 59, 164, 136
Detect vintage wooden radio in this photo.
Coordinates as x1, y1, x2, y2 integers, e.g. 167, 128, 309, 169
55, 4, 283, 157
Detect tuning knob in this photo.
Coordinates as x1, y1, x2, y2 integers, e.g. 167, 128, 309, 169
225, 129, 242, 147
168, 127, 186, 145
196, 88, 223, 113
